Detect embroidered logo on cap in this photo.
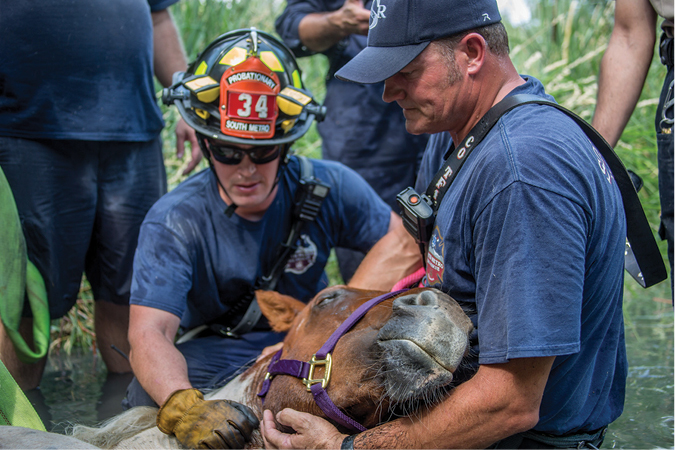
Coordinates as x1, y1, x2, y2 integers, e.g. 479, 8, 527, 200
369, 0, 387, 29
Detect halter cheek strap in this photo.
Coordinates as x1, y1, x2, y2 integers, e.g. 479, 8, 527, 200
257, 289, 407, 433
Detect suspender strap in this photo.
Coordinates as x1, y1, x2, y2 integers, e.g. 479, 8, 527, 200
224, 156, 330, 338
426, 94, 666, 288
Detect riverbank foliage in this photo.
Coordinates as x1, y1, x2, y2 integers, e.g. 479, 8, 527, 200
51, 0, 669, 353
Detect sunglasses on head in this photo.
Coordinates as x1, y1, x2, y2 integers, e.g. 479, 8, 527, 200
207, 141, 281, 165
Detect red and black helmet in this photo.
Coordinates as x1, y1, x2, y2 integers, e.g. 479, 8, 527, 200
163, 28, 325, 147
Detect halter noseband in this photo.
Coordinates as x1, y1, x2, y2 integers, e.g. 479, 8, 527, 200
257, 289, 407, 433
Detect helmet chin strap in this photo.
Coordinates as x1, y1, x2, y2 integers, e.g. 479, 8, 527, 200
197, 136, 290, 218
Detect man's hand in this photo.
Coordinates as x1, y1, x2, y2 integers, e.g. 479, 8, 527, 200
261, 409, 346, 449
330, 0, 370, 37
298, 0, 370, 52
257, 342, 284, 362
157, 388, 259, 449
175, 118, 202, 175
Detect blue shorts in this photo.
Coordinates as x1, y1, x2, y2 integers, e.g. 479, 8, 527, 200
0, 137, 166, 318
122, 331, 285, 409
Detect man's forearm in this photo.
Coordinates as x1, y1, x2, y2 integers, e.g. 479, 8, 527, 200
129, 331, 192, 406
298, 12, 352, 53
297, 0, 370, 53
152, 9, 188, 87
348, 216, 423, 291
592, 0, 657, 147
352, 358, 553, 449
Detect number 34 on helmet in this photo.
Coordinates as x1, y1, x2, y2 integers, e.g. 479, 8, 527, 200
162, 28, 326, 147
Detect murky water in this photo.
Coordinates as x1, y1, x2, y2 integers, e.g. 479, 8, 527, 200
26, 283, 673, 448
605, 282, 674, 449
25, 355, 133, 435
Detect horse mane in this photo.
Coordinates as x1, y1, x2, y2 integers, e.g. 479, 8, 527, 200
70, 406, 159, 448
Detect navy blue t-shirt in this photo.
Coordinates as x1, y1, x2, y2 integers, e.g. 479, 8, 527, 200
417, 77, 627, 434
275, 0, 428, 208
131, 156, 391, 329
0, 0, 173, 140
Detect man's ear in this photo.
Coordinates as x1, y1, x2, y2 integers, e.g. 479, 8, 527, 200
256, 290, 306, 332
459, 33, 487, 75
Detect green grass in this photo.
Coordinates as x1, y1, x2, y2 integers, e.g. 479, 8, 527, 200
505, 0, 665, 237
57, 0, 669, 351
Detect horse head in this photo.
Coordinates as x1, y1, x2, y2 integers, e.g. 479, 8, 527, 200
256, 286, 474, 434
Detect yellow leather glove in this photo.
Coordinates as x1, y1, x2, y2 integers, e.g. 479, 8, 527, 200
157, 388, 259, 449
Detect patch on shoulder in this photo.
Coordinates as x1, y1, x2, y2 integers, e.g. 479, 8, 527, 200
285, 234, 317, 274
426, 226, 445, 286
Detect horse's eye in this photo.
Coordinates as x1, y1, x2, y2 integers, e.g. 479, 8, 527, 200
316, 291, 340, 307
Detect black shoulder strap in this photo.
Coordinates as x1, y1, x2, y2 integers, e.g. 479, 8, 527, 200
223, 156, 330, 337
426, 94, 666, 288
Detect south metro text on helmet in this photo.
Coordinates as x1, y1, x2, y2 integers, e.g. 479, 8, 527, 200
163, 28, 326, 147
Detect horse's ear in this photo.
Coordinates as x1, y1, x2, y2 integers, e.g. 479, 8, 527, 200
255, 290, 306, 332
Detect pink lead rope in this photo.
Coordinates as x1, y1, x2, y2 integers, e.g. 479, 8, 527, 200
391, 267, 426, 292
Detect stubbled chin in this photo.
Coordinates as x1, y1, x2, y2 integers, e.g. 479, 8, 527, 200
401, 113, 426, 135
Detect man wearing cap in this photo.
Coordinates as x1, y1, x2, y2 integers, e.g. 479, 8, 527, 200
275, 0, 429, 283
262, 1, 627, 448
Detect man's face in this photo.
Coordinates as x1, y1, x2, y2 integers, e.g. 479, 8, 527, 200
207, 140, 281, 219
382, 42, 466, 135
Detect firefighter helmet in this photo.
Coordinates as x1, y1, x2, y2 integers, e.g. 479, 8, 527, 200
162, 28, 325, 147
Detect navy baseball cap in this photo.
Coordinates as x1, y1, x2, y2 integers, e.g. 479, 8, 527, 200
336, 0, 502, 84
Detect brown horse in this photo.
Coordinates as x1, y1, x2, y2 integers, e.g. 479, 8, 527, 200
21, 286, 473, 449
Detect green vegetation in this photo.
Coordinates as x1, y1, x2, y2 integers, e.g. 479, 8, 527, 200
55, 0, 670, 352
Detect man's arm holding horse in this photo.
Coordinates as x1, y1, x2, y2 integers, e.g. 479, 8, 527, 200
262, 355, 555, 449
128, 304, 192, 405
348, 213, 423, 291
129, 304, 259, 449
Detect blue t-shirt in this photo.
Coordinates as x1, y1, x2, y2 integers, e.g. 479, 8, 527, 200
275, 0, 428, 208
416, 77, 627, 434
0, 0, 173, 140
131, 156, 391, 330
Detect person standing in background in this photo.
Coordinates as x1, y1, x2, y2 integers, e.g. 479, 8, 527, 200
0, 0, 199, 390
276, 0, 429, 282
593, 0, 673, 291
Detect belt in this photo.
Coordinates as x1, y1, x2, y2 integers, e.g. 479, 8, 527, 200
660, 32, 673, 68
521, 426, 607, 449
492, 426, 607, 449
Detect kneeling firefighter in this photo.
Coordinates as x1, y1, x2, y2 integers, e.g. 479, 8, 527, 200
123, 28, 397, 449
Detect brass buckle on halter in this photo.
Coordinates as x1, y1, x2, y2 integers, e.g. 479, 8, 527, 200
303, 353, 332, 391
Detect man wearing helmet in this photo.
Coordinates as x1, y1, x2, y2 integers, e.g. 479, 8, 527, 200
123, 29, 399, 449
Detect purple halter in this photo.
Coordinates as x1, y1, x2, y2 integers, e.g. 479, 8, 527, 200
257, 289, 407, 433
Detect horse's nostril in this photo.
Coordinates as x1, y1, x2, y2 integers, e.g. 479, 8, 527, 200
416, 290, 438, 306
393, 290, 439, 309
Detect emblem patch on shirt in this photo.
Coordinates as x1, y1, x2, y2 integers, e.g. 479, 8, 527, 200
285, 234, 318, 275
426, 226, 445, 286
